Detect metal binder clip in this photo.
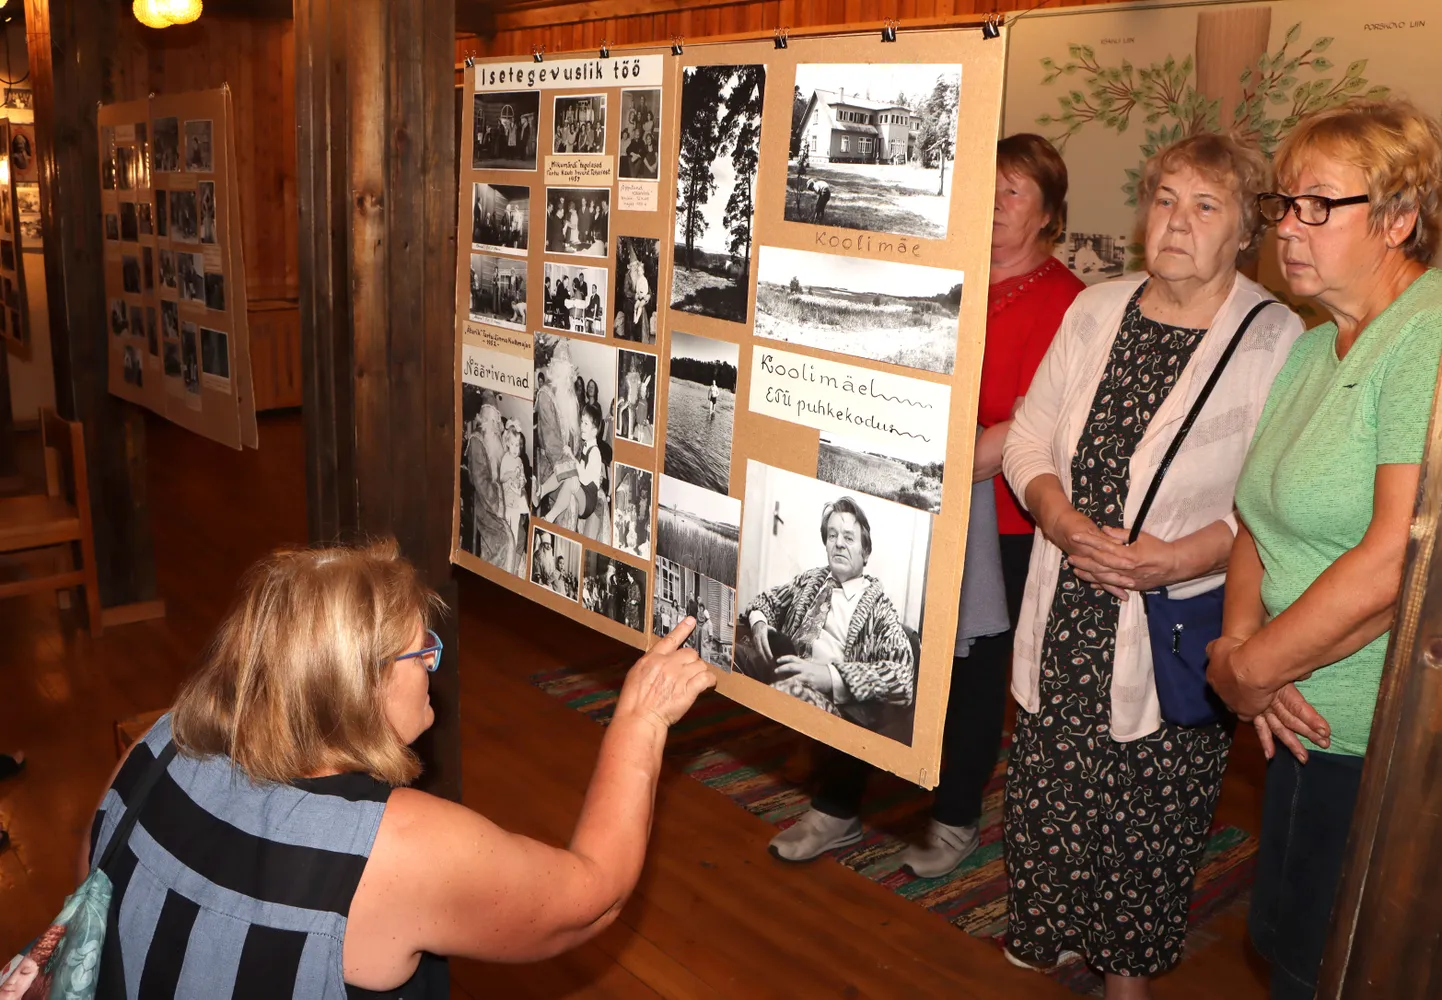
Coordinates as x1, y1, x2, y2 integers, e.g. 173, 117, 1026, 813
599, 41, 610, 59
463, 56, 475, 69
671, 35, 685, 56
982, 14, 1002, 39
531, 45, 545, 64
774, 28, 789, 50
880, 19, 898, 43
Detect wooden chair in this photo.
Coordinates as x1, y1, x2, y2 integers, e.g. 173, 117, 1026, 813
0, 410, 103, 635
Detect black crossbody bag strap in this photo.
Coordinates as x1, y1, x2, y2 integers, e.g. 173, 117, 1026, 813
1127, 300, 1277, 545
96, 740, 179, 874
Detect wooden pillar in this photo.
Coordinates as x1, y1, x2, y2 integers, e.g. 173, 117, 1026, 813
0, 346, 15, 481
295, 0, 461, 801
23, 0, 156, 613
1318, 388, 1442, 996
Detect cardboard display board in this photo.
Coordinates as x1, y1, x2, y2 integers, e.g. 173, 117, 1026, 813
454, 31, 1006, 785
0, 120, 32, 360
1003, 0, 1442, 306
99, 88, 257, 450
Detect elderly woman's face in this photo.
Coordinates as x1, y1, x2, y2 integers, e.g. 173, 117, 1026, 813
992, 168, 1050, 261
825, 511, 867, 584
1274, 157, 1381, 304
1143, 167, 1245, 286
383, 617, 434, 746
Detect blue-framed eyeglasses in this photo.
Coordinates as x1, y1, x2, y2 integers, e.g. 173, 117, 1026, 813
395, 629, 443, 673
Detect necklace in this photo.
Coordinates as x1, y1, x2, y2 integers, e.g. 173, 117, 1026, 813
989, 257, 1059, 320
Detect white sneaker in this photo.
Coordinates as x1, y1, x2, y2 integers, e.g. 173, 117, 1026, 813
767, 808, 863, 863
898, 819, 979, 878
1003, 947, 1083, 972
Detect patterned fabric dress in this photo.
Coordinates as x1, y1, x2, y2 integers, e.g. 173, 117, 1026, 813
1004, 288, 1234, 977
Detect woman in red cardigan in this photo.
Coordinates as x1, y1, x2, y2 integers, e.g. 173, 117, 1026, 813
769, 134, 1084, 875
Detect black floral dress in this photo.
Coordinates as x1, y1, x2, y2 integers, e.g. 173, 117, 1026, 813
1004, 288, 1233, 977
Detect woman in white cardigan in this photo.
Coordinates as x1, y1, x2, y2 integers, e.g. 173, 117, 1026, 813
1000, 134, 1304, 998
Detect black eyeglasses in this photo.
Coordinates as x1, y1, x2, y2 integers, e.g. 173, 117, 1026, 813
1257, 192, 1369, 227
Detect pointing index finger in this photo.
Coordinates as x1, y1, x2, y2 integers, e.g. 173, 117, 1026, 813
653, 617, 696, 653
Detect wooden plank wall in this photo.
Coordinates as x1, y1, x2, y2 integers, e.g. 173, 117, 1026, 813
459, 0, 1123, 59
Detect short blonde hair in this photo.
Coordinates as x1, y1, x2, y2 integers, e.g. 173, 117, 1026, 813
1275, 97, 1442, 263
1136, 132, 1270, 259
172, 539, 443, 786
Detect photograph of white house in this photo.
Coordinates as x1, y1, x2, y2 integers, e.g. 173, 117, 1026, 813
784, 63, 961, 240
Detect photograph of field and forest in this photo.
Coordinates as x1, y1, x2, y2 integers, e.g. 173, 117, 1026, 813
671, 64, 766, 325
664, 331, 739, 495
755, 245, 963, 375
657, 473, 740, 590
817, 431, 944, 515
785, 63, 960, 239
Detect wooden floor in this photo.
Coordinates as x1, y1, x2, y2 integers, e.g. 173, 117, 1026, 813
0, 412, 1271, 999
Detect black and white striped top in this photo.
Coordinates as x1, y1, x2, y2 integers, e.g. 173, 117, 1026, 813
89, 715, 447, 999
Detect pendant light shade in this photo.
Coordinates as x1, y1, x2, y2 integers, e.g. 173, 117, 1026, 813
133, 0, 171, 29
157, 0, 202, 25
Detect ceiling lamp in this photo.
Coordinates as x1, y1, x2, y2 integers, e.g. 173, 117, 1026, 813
133, 0, 171, 29
158, 0, 203, 25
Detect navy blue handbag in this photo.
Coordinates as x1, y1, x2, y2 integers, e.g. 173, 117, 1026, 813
1128, 300, 1275, 727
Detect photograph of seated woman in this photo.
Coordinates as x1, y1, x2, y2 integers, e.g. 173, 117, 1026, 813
532, 339, 613, 544
736, 497, 915, 735
76, 542, 712, 997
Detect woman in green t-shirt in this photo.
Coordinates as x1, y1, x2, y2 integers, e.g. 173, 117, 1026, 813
1209, 98, 1442, 1000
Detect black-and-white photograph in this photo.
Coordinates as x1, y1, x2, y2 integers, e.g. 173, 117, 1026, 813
612, 463, 653, 559
552, 94, 606, 154
15, 184, 38, 216
115, 146, 135, 191
199, 181, 217, 244
129, 305, 144, 343
663, 331, 737, 495
138, 201, 153, 236
163, 338, 182, 379
122, 254, 141, 294
459, 382, 534, 578
1064, 231, 1128, 282
104, 213, 119, 242
472, 90, 540, 171
543, 187, 609, 258
531, 332, 616, 546
672, 64, 765, 326
161, 299, 179, 341
205, 271, 225, 311
122, 344, 144, 388
581, 552, 646, 632
652, 555, 738, 671
468, 252, 528, 331
529, 527, 579, 601
170, 189, 199, 242
472, 183, 529, 253
616, 349, 656, 446
181, 322, 201, 394
613, 236, 659, 343
108, 297, 127, 336
143, 246, 155, 291
178, 251, 205, 302
155, 190, 168, 238
786, 63, 959, 240
755, 245, 963, 375
1, 240, 15, 270
159, 249, 177, 290
120, 201, 139, 241
153, 116, 180, 172
541, 261, 607, 337
736, 460, 933, 743
618, 88, 661, 181
4, 88, 32, 111
19, 218, 41, 243
184, 120, 213, 172
657, 473, 739, 589
145, 306, 158, 355
2, 277, 14, 310
201, 327, 229, 380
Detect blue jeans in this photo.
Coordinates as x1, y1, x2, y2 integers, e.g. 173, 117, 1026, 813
1249, 750, 1364, 1000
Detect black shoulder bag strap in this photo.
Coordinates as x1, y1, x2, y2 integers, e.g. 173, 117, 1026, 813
95, 740, 179, 874
1127, 299, 1277, 545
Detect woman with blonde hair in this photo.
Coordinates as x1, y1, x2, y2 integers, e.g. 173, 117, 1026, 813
79, 541, 712, 997
1208, 97, 1442, 1000
1001, 132, 1304, 996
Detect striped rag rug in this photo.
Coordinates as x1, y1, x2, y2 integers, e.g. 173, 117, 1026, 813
530, 660, 1258, 996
